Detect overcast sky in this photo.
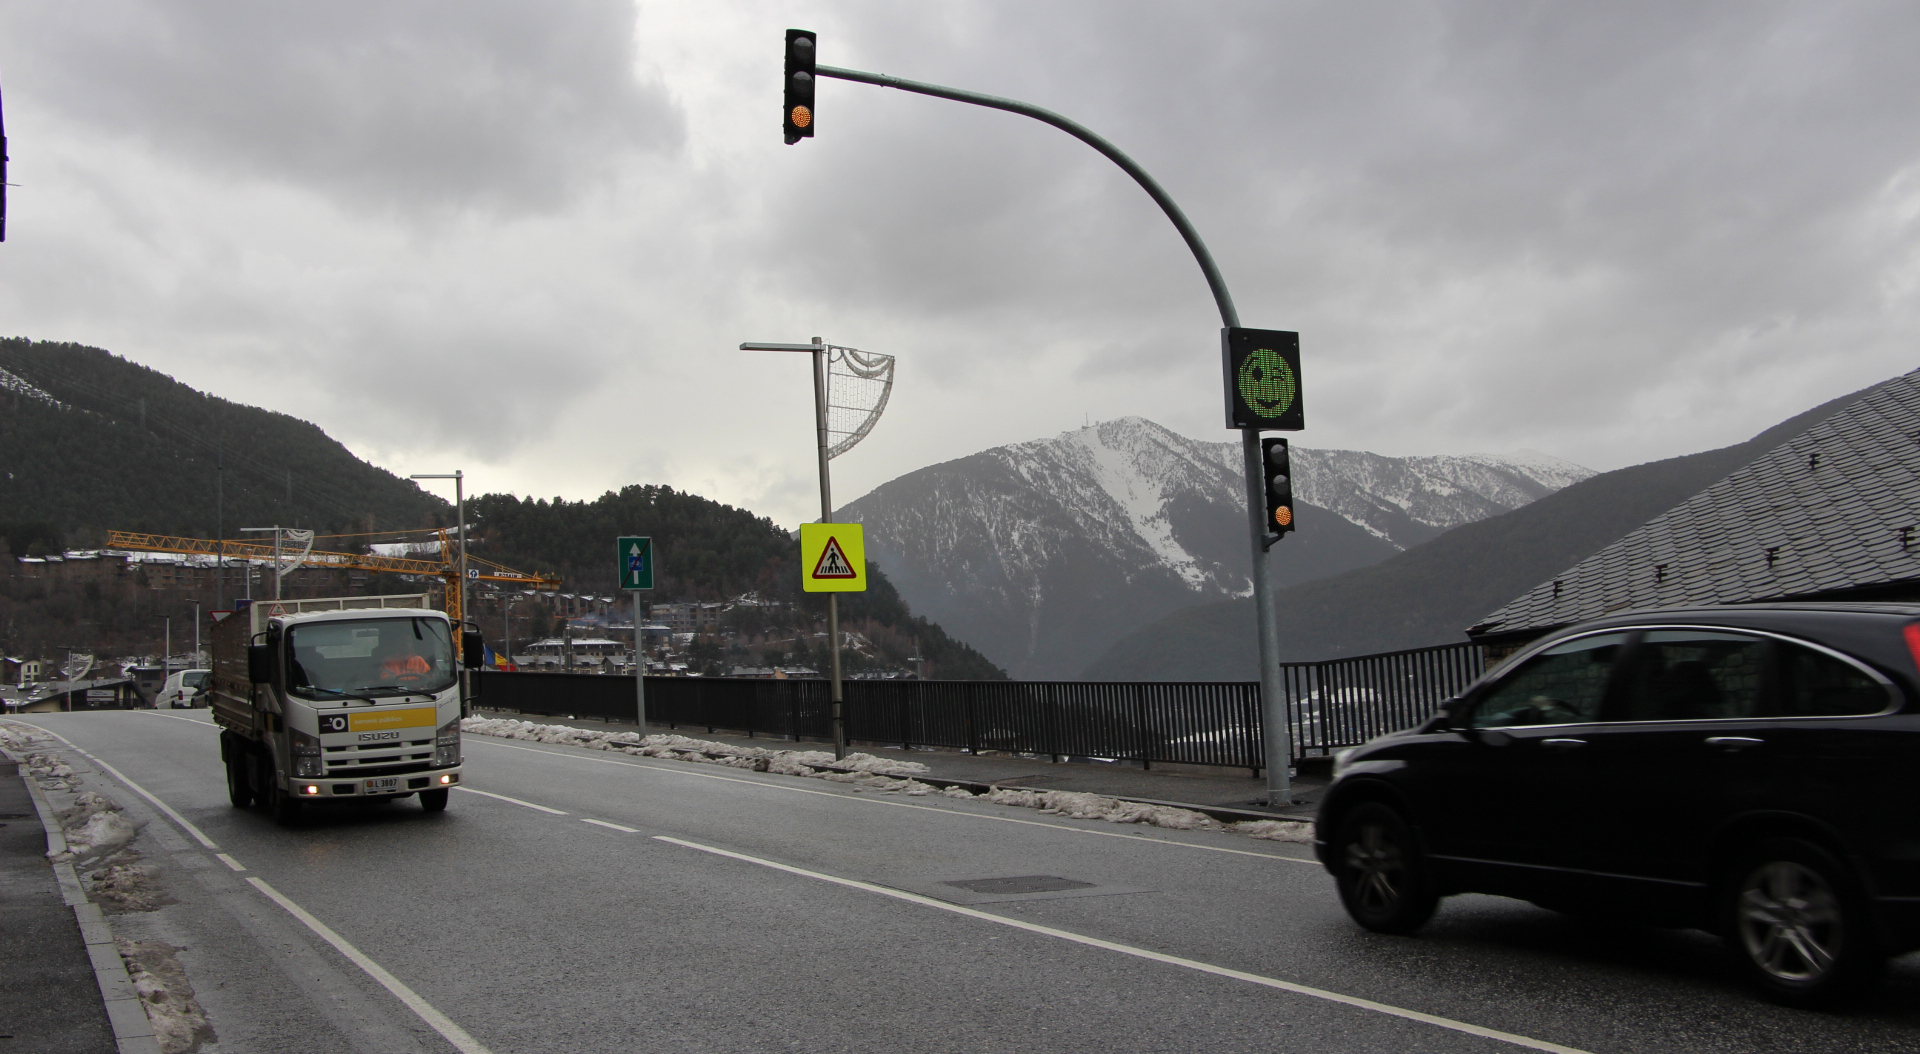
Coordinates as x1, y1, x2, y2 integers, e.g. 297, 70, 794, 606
3, 1, 1918, 529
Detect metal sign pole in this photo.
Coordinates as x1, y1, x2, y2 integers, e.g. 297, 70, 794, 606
633, 591, 647, 731
812, 337, 848, 761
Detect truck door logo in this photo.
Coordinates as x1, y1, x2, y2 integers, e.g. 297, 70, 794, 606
320, 715, 349, 734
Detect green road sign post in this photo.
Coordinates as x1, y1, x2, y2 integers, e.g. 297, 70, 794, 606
618, 536, 653, 729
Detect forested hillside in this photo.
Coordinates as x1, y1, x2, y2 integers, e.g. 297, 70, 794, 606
470, 488, 1006, 679
0, 339, 451, 541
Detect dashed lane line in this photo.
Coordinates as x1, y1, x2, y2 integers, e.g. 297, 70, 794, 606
466, 738, 1320, 864
658, 835, 1594, 1054
581, 818, 640, 833
452, 786, 568, 814
215, 853, 248, 872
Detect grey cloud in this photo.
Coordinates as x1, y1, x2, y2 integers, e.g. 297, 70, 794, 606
6, 0, 682, 215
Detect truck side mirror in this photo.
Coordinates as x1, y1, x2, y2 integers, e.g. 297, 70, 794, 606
462, 630, 484, 670
247, 643, 272, 684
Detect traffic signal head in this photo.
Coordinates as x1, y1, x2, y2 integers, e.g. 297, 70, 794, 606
784, 29, 816, 145
1262, 438, 1296, 538
1223, 327, 1303, 430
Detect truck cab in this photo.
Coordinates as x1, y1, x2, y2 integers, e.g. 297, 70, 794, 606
210, 594, 478, 822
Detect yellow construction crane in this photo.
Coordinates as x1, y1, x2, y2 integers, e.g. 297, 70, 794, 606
105, 530, 561, 626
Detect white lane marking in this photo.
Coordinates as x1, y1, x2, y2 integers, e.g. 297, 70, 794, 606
659, 835, 1591, 1054
453, 786, 568, 814
247, 877, 494, 1054
215, 853, 248, 872
469, 738, 1318, 864
581, 818, 639, 833
25, 724, 222, 849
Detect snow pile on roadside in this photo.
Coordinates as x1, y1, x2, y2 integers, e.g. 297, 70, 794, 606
118, 939, 215, 1054
460, 716, 1318, 845
20, 751, 78, 789
460, 718, 930, 777
0, 723, 45, 752
55, 790, 139, 862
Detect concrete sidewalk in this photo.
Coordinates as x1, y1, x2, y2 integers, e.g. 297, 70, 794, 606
470, 707, 1329, 818
0, 758, 117, 1054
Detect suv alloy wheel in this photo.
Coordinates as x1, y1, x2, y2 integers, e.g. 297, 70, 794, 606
1334, 801, 1439, 934
1724, 838, 1885, 1007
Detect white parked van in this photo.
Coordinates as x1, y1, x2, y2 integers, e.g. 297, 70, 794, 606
158, 669, 211, 709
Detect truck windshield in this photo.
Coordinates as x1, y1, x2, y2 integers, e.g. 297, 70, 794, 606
286, 617, 456, 699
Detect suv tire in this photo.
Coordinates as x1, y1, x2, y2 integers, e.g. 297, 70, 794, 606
1333, 801, 1439, 934
1723, 837, 1885, 1008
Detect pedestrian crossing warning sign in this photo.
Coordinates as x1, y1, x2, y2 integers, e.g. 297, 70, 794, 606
800, 522, 866, 593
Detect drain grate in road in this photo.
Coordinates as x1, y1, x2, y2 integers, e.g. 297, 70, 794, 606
943, 875, 1095, 896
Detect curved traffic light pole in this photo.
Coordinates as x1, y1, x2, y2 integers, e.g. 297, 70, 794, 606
815, 64, 1294, 805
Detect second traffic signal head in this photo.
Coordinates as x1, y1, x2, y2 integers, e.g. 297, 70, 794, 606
1262, 438, 1295, 539
784, 29, 816, 144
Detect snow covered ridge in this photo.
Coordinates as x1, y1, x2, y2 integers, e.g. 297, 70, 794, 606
0, 365, 67, 409
459, 717, 1313, 844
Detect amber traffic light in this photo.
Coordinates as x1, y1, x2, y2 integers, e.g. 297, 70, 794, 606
784, 30, 816, 145
1263, 438, 1296, 541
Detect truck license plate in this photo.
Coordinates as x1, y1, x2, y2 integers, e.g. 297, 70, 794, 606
362, 777, 401, 794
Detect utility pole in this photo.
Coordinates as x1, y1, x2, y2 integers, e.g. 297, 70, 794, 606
796, 49, 1296, 803
190, 599, 201, 666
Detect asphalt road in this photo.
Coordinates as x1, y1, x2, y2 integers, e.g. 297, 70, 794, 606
15, 709, 1920, 1054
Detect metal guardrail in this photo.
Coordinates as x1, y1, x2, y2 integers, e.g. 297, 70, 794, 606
476, 641, 1487, 771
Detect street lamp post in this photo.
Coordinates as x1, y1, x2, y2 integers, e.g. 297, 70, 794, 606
739, 336, 890, 760
410, 472, 467, 624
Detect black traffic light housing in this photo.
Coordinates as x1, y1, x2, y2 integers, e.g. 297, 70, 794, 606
1262, 438, 1295, 546
784, 30, 816, 144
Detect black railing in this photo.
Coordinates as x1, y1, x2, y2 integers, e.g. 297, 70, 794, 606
475, 641, 1486, 770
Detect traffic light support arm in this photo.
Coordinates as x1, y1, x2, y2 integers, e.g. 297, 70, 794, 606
814, 63, 1291, 804
814, 65, 1239, 330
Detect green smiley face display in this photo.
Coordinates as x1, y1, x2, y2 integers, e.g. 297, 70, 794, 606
1237, 348, 1297, 418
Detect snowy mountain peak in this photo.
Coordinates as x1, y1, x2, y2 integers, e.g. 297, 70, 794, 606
840, 418, 1593, 679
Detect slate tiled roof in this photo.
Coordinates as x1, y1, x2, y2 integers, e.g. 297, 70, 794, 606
1471, 368, 1920, 639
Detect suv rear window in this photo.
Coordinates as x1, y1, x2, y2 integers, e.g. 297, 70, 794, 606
1778, 643, 1892, 717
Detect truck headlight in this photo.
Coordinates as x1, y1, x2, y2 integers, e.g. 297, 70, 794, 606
292, 728, 324, 777
435, 720, 460, 767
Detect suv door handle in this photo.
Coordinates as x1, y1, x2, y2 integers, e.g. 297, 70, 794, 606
1705, 736, 1765, 752
1541, 738, 1588, 751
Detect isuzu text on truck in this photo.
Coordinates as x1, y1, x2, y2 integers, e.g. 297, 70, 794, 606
209, 594, 482, 823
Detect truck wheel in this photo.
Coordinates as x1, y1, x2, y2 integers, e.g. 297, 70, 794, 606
419, 789, 450, 812
225, 747, 254, 808
1332, 801, 1439, 934
1723, 838, 1885, 1008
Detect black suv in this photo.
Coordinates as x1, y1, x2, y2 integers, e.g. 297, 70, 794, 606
1315, 603, 1920, 1006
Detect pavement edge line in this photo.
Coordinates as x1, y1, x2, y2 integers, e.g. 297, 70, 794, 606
247, 877, 494, 1054
656, 834, 1595, 1054
24, 722, 220, 849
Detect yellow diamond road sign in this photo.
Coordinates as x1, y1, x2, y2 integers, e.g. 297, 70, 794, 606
801, 522, 866, 593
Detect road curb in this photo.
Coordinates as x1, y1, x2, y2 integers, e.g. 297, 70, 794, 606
2, 738, 165, 1054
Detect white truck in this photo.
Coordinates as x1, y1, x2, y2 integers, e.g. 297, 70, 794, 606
209, 594, 480, 823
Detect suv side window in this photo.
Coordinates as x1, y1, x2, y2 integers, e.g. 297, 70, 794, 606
1470, 633, 1629, 728
1617, 630, 1770, 721
1777, 642, 1892, 717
